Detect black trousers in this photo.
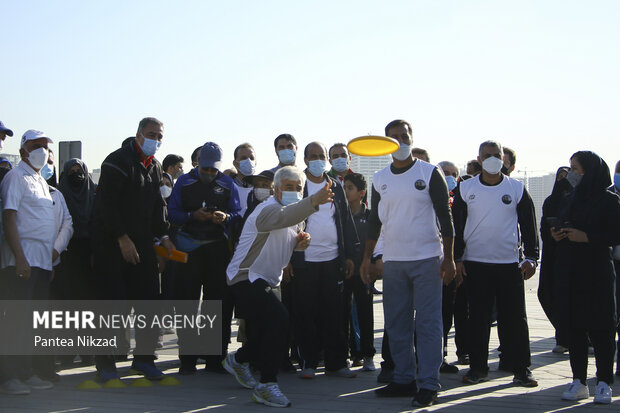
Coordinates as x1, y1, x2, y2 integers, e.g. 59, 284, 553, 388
343, 275, 375, 359
231, 279, 289, 383
50, 237, 95, 300
174, 240, 233, 366
381, 331, 395, 369
465, 261, 531, 374
0, 267, 52, 381
615, 260, 620, 372
292, 259, 347, 370
569, 327, 615, 384
279, 278, 297, 362
93, 238, 160, 373
442, 279, 469, 358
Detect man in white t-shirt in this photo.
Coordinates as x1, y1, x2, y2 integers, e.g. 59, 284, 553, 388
361, 119, 456, 408
453, 140, 539, 388
231, 143, 257, 218
224, 166, 333, 407
0, 130, 56, 395
290, 142, 359, 379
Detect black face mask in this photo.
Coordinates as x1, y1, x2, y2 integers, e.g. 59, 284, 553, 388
501, 165, 510, 175
199, 172, 216, 185
555, 178, 573, 195
68, 173, 85, 188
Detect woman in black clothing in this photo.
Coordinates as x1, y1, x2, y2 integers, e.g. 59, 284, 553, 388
551, 151, 620, 403
538, 167, 570, 353
52, 158, 97, 300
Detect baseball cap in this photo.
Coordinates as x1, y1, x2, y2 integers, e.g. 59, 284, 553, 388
244, 169, 274, 185
21, 129, 53, 148
0, 121, 13, 137
199, 142, 223, 170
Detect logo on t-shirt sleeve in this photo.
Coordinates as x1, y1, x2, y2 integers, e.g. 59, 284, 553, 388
414, 180, 426, 190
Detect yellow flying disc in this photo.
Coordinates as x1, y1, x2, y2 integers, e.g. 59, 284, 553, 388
347, 136, 399, 157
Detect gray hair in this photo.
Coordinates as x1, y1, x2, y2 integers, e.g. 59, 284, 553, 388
438, 161, 457, 170
137, 117, 164, 134
274, 166, 306, 189
478, 140, 503, 156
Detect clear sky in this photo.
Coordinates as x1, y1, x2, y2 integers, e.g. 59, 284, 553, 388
2, 0, 619, 176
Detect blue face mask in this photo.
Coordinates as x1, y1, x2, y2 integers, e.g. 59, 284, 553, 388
331, 157, 348, 173
392, 144, 412, 161
280, 190, 302, 206
445, 175, 458, 191
41, 163, 54, 180
140, 135, 161, 156
614, 173, 620, 190
238, 159, 256, 176
308, 159, 326, 177
278, 149, 295, 165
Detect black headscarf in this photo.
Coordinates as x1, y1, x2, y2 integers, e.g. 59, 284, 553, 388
58, 158, 97, 239
570, 151, 612, 202
550, 166, 571, 197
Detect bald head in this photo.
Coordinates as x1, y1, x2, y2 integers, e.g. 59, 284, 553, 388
304, 142, 327, 163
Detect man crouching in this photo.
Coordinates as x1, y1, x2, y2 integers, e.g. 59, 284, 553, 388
224, 166, 334, 408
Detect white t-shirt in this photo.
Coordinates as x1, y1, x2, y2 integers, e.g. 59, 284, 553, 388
304, 179, 338, 262
50, 188, 74, 266
227, 196, 305, 287
459, 175, 524, 264
0, 162, 56, 271
373, 160, 443, 261
234, 183, 253, 217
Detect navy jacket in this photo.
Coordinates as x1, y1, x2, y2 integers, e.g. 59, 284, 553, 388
168, 168, 241, 241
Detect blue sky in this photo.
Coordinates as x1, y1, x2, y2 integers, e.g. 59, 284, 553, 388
2, 0, 619, 175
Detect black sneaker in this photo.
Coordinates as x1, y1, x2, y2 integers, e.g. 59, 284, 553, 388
513, 369, 538, 387
377, 366, 394, 383
412, 388, 437, 407
439, 361, 459, 374
375, 381, 417, 397
462, 369, 489, 384
497, 360, 512, 372
456, 354, 470, 365
178, 363, 197, 375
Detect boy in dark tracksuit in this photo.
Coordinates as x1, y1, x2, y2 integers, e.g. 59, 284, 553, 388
342, 173, 376, 370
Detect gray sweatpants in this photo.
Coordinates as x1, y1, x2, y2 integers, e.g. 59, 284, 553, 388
383, 256, 443, 390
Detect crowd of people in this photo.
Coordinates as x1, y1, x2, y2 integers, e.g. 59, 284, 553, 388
0, 117, 618, 408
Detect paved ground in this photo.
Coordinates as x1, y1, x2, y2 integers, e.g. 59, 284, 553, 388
1, 276, 619, 413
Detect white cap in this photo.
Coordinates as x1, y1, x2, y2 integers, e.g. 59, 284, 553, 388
21, 129, 53, 148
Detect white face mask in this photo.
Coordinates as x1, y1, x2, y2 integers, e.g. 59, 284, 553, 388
28, 147, 49, 171
482, 156, 503, 175
254, 187, 271, 202
160, 185, 173, 198
392, 144, 412, 161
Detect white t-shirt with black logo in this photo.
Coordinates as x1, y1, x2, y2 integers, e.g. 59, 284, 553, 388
373, 160, 443, 261
459, 175, 524, 264
304, 179, 338, 262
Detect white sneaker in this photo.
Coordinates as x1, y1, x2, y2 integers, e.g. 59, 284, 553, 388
23, 375, 54, 390
561, 379, 589, 401
253, 382, 291, 407
552, 345, 568, 354
593, 381, 612, 404
0, 378, 31, 395
222, 352, 257, 389
362, 357, 376, 371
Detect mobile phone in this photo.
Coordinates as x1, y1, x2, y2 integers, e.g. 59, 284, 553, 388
545, 217, 561, 228
205, 206, 218, 213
